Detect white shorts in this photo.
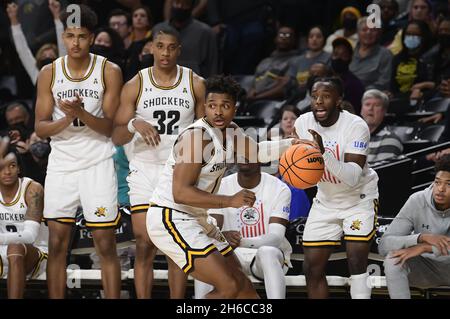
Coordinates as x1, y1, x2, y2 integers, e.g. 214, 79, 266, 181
127, 161, 164, 214
146, 205, 233, 274
302, 198, 379, 247
0, 245, 48, 279
44, 158, 119, 228
234, 247, 289, 281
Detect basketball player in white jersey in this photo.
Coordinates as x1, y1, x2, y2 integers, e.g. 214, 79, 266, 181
34, 5, 123, 298
294, 77, 379, 299
147, 75, 301, 298
195, 161, 293, 299
0, 151, 48, 298
112, 27, 205, 298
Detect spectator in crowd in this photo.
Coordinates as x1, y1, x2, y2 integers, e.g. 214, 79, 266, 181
360, 89, 404, 163
108, 9, 132, 49
330, 37, 365, 115
91, 27, 126, 70
6, 1, 63, 85
4, 102, 33, 141
125, 6, 153, 80
378, 0, 402, 47
207, 0, 276, 75
246, 25, 298, 103
164, 0, 208, 21
288, 26, 331, 89
323, 6, 361, 53
295, 62, 331, 112
379, 154, 450, 299
350, 17, 393, 91
389, 0, 437, 55
390, 20, 435, 101
153, 0, 218, 78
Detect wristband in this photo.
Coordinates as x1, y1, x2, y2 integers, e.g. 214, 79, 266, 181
127, 118, 136, 134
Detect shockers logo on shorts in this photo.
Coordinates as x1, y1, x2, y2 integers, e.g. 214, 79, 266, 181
240, 206, 260, 226
94, 206, 107, 217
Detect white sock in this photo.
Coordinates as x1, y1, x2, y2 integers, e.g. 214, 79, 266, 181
194, 279, 213, 299
253, 246, 286, 299
350, 272, 371, 299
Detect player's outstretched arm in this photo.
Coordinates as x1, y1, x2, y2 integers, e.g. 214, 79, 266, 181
192, 73, 206, 119
172, 129, 254, 209
112, 74, 140, 145
35, 65, 74, 139
0, 182, 43, 245
76, 61, 123, 137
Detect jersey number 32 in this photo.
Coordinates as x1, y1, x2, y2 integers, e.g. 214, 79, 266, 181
154, 110, 180, 134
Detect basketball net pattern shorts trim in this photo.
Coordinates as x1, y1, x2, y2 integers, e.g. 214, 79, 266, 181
146, 205, 232, 274
43, 158, 119, 229
302, 198, 378, 247
0, 246, 48, 279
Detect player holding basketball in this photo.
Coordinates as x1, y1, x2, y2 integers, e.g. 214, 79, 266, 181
112, 27, 205, 298
0, 150, 48, 299
294, 77, 379, 299
35, 5, 123, 298
146, 75, 301, 298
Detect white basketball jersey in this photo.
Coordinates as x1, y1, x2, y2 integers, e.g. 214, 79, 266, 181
208, 172, 293, 264
295, 110, 379, 209
132, 65, 196, 164
151, 118, 233, 218
49, 54, 115, 172
0, 178, 48, 247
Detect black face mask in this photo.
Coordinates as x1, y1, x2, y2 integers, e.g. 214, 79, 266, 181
171, 7, 191, 23
29, 141, 51, 160
140, 54, 153, 69
331, 58, 349, 74
91, 45, 112, 59
37, 58, 54, 70
342, 18, 357, 30
439, 34, 450, 49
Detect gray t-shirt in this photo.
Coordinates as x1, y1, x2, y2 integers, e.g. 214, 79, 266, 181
288, 50, 331, 85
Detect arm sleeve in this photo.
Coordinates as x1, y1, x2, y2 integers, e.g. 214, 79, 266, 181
10, 24, 39, 85
54, 19, 67, 56
378, 197, 420, 257
0, 220, 41, 245
270, 185, 291, 220
258, 138, 293, 163
240, 223, 286, 249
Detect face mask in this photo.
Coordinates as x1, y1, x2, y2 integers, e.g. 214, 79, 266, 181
37, 58, 54, 70
403, 35, 422, 50
140, 54, 153, 69
342, 18, 357, 30
29, 141, 51, 159
91, 45, 111, 59
331, 58, 349, 73
439, 34, 450, 48
171, 7, 191, 23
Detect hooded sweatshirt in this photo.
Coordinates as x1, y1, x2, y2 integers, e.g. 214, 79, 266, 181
378, 185, 450, 263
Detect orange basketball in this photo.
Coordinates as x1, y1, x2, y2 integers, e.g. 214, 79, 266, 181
279, 143, 324, 189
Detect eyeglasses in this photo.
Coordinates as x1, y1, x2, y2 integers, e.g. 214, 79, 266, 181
278, 32, 293, 39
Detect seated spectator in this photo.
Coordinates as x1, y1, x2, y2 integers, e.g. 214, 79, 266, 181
389, 0, 437, 56
350, 17, 393, 91
378, 155, 450, 299
377, 0, 402, 47
288, 26, 331, 89
323, 6, 361, 53
330, 37, 365, 114
108, 9, 132, 49
246, 26, 298, 103
296, 62, 331, 112
360, 89, 403, 163
390, 20, 434, 101
196, 161, 293, 299
124, 6, 153, 80
6, 1, 62, 85
152, 0, 217, 78
91, 27, 125, 70
3, 102, 33, 142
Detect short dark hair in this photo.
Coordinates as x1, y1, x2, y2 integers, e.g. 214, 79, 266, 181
205, 75, 241, 103
435, 154, 450, 174
108, 9, 132, 26
60, 4, 98, 33
153, 26, 181, 44
312, 77, 344, 97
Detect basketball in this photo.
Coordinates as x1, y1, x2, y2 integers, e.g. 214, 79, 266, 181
279, 143, 324, 189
